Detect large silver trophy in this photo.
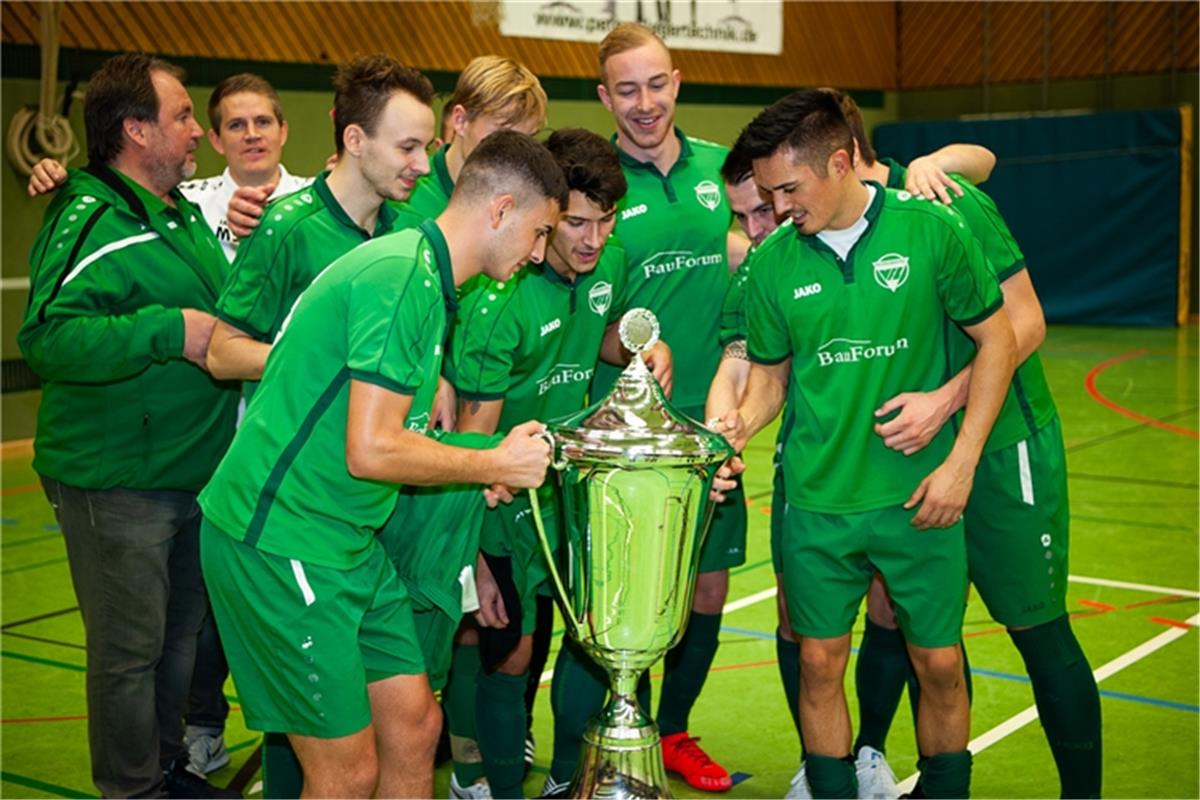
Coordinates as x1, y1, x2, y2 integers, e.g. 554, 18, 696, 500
529, 308, 734, 799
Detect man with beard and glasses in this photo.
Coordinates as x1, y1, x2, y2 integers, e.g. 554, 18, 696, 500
18, 53, 240, 800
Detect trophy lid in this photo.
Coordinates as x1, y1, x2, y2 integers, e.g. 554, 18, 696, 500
547, 309, 734, 467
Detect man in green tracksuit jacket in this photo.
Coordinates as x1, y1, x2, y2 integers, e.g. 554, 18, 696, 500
18, 54, 239, 800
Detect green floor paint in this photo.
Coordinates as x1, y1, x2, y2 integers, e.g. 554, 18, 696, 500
2, 325, 1197, 799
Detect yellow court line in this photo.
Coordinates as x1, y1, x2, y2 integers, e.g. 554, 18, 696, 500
0, 439, 34, 461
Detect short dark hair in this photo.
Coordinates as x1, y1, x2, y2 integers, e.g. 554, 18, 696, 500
84, 53, 185, 165
208, 73, 284, 131
332, 55, 435, 155
720, 146, 754, 185
734, 89, 854, 177
544, 128, 626, 211
454, 129, 568, 210
818, 87, 876, 166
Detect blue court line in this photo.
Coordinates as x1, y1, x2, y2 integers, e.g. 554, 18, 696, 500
718, 625, 1199, 714
2, 556, 68, 575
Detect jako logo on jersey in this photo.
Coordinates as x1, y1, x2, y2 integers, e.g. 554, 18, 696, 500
540, 318, 562, 337
537, 363, 594, 396
816, 336, 910, 366
621, 203, 648, 221
588, 281, 613, 315
793, 282, 822, 300
641, 251, 723, 279
873, 253, 909, 292
694, 180, 721, 211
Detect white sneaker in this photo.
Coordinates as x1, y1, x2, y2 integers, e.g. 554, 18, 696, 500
183, 728, 229, 776
449, 773, 493, 799
855, 746, 900, 799
540, 775, 571, 799
785, 762, 813, 800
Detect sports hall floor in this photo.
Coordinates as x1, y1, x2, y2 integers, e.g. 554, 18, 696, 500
2, 324, 1197, 799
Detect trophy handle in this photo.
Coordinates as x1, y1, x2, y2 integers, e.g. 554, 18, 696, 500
529, 430, 583, 635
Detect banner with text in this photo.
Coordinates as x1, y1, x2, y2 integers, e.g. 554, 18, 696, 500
499, 1, 782, 55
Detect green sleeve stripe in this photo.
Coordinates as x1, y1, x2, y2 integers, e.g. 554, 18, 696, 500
349, 369, 416, 395
215, 309, 270, 342
956, 296, 1004, 328
996, 259, 1027, 283
245, 366, 350, 549
749, 349, 790, 365
370, 265, 422, 384
455, 388, 506, 401
36, 204, 111, 324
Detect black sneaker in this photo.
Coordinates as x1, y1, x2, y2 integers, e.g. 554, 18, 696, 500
164, 759, 242, 799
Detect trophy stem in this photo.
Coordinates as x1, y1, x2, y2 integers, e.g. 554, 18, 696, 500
569, 667, 672, 799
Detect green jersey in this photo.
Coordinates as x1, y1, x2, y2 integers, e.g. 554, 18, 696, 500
884, 161, 1057, 453
217, 171, 399, 343
393, 144, 454, 230
746, 185, 1003, 514
199, 220, 458, 568
592, 130, 732, 412
19, 165, 238, 491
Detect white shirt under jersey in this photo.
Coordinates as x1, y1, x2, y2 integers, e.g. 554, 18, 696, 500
178, 165, 312, 263
816, 183, 876, 260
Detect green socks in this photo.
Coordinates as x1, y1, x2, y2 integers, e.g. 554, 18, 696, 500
262, 732, 303, 799
775, 629, 804, 748
549, 640, 651, 785
805, 754, 857, 799
915, 750, 972, 798
854, 618, 911, 754
1009, 616, 1102, 798
476, 669, 530, 799
445, 643, 485, 785
657, 610, 722, 737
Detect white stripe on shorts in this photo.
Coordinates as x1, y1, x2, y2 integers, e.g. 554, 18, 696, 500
1017, 440, 1035, 505
290, 559, 316, 606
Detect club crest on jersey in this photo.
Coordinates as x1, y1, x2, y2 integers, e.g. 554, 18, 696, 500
873, 253, 909, 293
588, 281, 613, 315
694, 180, 721, 211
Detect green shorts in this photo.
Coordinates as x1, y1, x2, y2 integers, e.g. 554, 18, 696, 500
200, 518, 425, 738
411, 603, 458, 692
683, 405, 748, 574
770, 457, 786, 575
780, 504, 967, 648
966, 416, 1070, 628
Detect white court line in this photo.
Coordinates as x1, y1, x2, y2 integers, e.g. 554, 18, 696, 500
538, 573, 1198, 686
895, 611, 1200, 794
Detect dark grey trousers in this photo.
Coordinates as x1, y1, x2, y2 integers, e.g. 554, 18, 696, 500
41, 478, 207, 799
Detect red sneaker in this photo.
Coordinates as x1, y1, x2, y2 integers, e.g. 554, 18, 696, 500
660, 731, 733, 792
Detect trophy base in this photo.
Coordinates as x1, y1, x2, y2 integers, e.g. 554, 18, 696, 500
569, 714, 671, 799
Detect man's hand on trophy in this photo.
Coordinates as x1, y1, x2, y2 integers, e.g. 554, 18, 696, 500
709, 457, 745, 503
492, 420, 552, 489
473, 552, 510, 628
642, 340, 674, 397
711, 408, 749, 453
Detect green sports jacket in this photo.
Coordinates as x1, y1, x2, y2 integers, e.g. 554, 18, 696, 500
18, 165, 239, 492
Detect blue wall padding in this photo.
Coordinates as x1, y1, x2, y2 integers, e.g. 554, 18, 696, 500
874, 108, 1181, 327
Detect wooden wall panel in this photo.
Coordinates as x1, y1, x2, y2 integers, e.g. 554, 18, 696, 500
0, 1, 897, 89
898, 2, 982, 88
899, 1, 1199, 89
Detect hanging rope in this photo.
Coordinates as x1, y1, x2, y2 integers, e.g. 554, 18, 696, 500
7, 1, 79, 177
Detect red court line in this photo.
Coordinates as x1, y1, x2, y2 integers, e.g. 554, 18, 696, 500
1084, 349, 1200, 439
1148, 616, 1195, 629
1078, 599, 1117, 611
0, 483, 41, 497
1125, 594, 1187, 609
